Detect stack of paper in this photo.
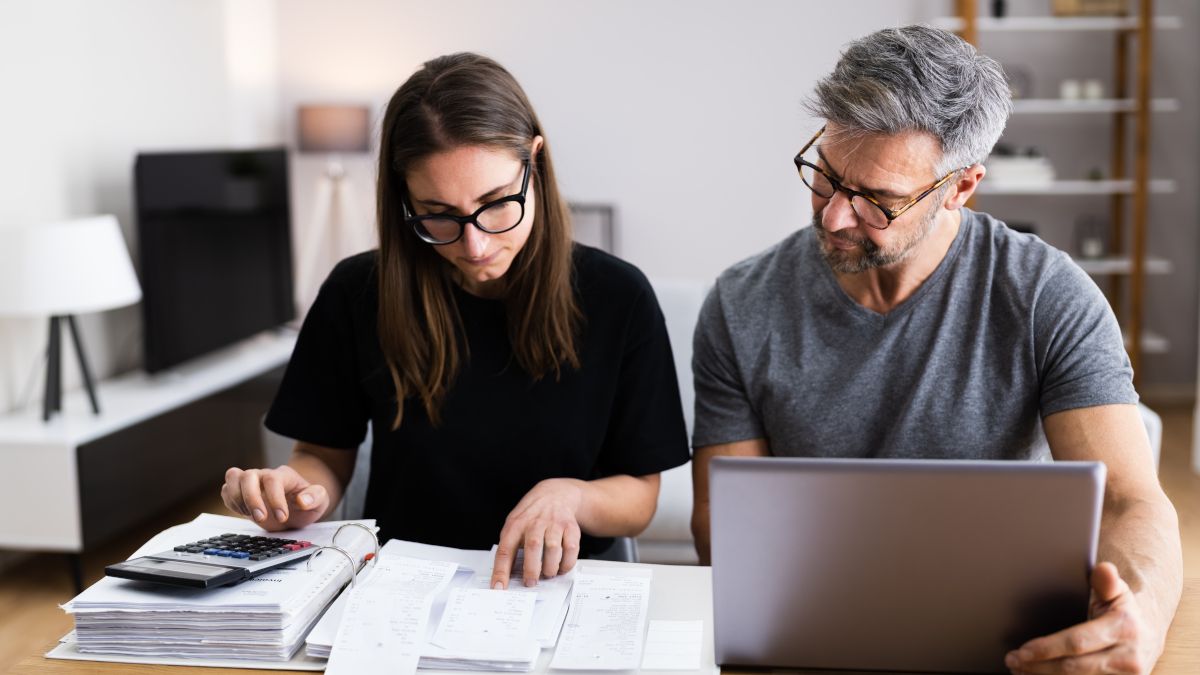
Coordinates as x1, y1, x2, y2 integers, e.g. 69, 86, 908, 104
62, 513, 377, 662
305, 540, 574, 671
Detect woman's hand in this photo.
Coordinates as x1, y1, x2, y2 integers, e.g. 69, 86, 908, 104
490, 478, 585, 589
221, 465, 330, 531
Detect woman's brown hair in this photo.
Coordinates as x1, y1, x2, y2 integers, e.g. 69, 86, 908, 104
376, 52, 581, 428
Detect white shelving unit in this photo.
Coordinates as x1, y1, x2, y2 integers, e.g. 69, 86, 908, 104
977, 179, 1176, 195
1011, 98, 1179, 114
1126, 330, 1169, 354
1075, 257, 1172, 275
0, 330, 296, 552
932, 15, 1182, 32
942, 1, 1178, 379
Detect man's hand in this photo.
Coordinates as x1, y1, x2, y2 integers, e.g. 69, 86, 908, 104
1005, 562, 1162, 674
490, 478, 584, 589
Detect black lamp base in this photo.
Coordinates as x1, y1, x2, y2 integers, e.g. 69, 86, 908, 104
43, 314, 101, 422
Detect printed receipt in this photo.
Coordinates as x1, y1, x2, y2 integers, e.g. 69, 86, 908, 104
325, 556, 459, 675
430, 587, 538, 658
549, 565, 652, 670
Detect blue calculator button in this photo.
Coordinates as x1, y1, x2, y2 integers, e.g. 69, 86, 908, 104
216, 550, 234, 557
231, 551, 250, 559
203, 548, 221, 555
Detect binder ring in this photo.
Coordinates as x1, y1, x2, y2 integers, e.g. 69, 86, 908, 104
334, 522, 381, 560
306, 545, 357, 588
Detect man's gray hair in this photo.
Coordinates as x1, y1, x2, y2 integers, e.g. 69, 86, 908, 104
805, 25, 1012, 175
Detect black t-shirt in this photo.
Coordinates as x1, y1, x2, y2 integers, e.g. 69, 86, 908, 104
265, 245, 690, 555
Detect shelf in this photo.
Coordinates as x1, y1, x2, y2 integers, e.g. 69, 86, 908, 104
977, 179, 1176, 195
1125, 331, 1169, 354
1074, 257, 1172, 275
1011, 99, 1180, 114
932, 16, 1182, 32
0, 329, 297, 445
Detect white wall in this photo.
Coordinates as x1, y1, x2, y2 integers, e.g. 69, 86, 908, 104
276, 0, 1200, 397
277, 0, 923, 308
1, 0, 1195, 412
0, 0, 281, 414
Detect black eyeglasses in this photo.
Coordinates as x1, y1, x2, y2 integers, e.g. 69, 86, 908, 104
793, 127, 964, 230
404, 162, 531, 245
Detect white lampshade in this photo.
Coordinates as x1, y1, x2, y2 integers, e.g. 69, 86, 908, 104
0, 215, 142, 316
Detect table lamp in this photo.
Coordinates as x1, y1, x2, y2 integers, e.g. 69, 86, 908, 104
295, 104, 373, 316
0, 215, 142, 421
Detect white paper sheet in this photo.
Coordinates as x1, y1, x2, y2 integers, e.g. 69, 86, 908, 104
641, 620, 704, 670
325, 556, 458, 675
429, 587, 538, 659
548, 565, 652, 670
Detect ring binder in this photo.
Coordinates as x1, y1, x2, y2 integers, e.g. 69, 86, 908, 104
307, 545, 359, 588
306, 524, 380, 588
334, 522, 381, 560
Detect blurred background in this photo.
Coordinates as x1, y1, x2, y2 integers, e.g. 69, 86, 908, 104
0, 0, 1197, 668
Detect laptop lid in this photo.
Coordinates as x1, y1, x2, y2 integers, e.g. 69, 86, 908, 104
710, 457, 1105, 674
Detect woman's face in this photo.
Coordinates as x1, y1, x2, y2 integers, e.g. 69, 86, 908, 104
405, 139, 542, 298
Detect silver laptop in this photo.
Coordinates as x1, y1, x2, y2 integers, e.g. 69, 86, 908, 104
710, 457, 1105, 674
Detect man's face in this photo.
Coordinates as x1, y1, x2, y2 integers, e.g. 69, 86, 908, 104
809, 125, 949, 274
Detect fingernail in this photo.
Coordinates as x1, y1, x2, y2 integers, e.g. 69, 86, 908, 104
1005, 653, 1018, 667
300, 494, 313, 506
274, 509, 286, 522
493, 581, 503, 590
252, 508, 265, 521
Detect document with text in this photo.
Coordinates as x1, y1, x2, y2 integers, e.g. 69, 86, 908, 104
324, 556, 458, 675
549, 565, 652, 670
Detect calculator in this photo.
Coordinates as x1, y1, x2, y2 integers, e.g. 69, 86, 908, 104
105, 533, 317, 589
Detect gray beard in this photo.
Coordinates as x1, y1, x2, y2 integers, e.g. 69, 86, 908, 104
813, 206, 938, 274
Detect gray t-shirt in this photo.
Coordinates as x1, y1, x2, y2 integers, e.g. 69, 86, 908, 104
692, 209, 1138, 460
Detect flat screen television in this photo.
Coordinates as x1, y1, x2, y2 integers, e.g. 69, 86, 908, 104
135, 148, 294, 374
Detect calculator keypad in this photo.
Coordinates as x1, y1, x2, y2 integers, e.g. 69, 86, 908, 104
171, 533, 312, 562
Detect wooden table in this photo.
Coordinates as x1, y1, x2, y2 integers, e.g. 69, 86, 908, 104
14, 578, 1200, 674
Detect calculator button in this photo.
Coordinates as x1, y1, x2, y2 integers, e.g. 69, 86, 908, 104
203, 548, 222, 555
231, 552, 250, 559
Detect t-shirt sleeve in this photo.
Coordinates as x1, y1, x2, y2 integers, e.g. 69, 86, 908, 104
1034, 255, 1139, 417
594, 281, 691, 478
691, 283, 765, 448
264, 271, 371, 450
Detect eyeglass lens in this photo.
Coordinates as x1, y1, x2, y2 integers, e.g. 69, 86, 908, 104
800, 164, 889, 229
414, 200, 525, 244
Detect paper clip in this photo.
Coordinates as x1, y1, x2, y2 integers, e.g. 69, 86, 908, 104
306, 545, 358, 588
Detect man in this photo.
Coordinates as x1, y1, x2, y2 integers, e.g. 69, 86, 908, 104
690, 25, 1181, 675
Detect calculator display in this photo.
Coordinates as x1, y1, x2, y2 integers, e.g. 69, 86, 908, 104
122, 558, 230, 578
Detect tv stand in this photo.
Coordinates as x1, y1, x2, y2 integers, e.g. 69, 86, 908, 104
0, 330, 297, 590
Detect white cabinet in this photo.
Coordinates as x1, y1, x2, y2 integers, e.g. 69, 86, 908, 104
0, 331, 295, 552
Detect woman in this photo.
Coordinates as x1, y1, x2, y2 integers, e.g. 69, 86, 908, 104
220, 53, 689, 589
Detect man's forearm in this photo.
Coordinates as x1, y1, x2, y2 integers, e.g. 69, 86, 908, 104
1099, 492, 1183, 646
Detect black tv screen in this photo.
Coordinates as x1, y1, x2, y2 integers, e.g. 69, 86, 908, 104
135, 148, 294, 374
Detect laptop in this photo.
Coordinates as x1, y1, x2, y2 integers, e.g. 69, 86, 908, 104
709, 457, 1105, 674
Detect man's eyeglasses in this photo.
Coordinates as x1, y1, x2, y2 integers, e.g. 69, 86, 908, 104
793, 127, 964, 230
405, 162, 531, 245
